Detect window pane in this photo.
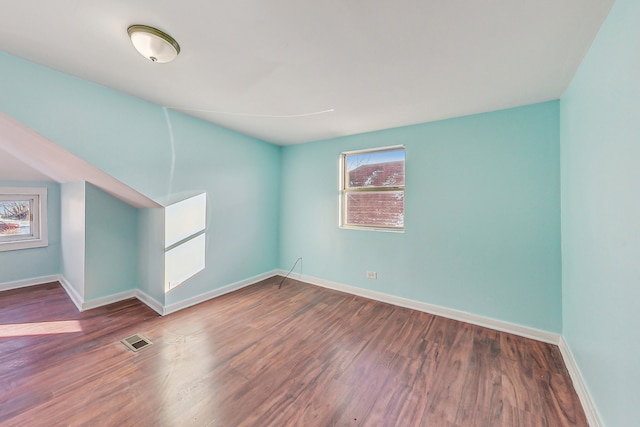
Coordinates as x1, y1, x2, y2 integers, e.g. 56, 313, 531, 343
346, 191, 404, 228
0, 200, 31, 237
165, 233, 206, 291
347, 149, 405, 188
165, 193, 206, 248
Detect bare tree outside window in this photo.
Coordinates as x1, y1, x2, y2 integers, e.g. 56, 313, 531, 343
0, 187, 47, 251
0, 200, 31, 237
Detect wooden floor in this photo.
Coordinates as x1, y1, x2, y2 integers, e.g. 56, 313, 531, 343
0, 277, 587, 426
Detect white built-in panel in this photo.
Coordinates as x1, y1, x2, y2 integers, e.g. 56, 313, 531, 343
164, 193, 206, 248
165, 233, 205, 291
164, 193, 207, 292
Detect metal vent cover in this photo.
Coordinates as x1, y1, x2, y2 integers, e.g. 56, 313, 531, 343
121, 333, 152, 352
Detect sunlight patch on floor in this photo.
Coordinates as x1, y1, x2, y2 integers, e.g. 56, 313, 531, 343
0, 320, 83, 337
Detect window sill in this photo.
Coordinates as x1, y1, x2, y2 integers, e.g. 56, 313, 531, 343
0, 238, 48, 252
339, 225, 405, 233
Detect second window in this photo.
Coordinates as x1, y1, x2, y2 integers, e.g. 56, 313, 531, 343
340, 146, 405, 231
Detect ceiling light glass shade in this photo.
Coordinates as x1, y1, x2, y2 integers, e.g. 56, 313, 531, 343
127, 25, 180, 63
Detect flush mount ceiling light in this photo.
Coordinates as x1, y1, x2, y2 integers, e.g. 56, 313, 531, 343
127, 25, 180, 63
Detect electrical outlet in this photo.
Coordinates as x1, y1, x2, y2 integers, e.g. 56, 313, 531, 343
366, 271, 377, 279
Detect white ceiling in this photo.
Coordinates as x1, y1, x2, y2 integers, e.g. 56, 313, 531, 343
0, 0, 613, 147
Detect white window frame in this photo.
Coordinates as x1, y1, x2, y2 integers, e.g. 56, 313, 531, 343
339, 146, 405, 232
0, 187, 48, 252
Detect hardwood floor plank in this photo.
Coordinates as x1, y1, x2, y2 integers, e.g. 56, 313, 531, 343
0, 278, 588, 426
500, 357, 545, 416
538, 371, 589, 426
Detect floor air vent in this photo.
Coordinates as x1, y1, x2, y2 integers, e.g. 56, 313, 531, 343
121, 334, 152, 352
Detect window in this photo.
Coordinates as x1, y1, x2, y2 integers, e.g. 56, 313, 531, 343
0, 187, 48, 251
164, 193, 206, 292
340, 146, 405, 230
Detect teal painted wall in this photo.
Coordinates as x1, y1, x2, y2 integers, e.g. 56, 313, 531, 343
280, 102, 561, 332
0, 52, 281, 303
0, 181, 60, 284
158, 113, 281, 306
84, 183, 138, 300
560, 0, 640, 425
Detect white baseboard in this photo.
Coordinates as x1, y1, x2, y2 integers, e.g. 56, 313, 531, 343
135, 290, 164, 315
58, 277, 165, 315
82, 289, 137, 311
57, 275, 83, 312
277, 270, 561, 345
2, 271, 276, 317
163, 270, 279, 315
0, 275, 60, 292
558, 337, 601, 427
0, 274, 86, 312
